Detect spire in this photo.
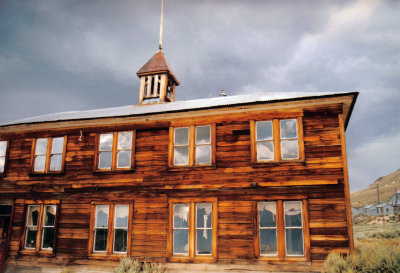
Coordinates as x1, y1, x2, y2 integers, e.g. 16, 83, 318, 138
159, 0, 164, 51
136, 0, 179, 104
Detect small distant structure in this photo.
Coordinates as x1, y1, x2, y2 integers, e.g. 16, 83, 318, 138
388, 190, 400, 213
352, 190, 400, 217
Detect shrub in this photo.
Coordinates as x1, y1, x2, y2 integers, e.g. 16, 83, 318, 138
59, 268, 74, 273
324, 244, 400, 273
114, 257, 167, 273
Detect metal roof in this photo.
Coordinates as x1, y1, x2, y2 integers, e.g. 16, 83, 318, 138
0, 91, 357, 127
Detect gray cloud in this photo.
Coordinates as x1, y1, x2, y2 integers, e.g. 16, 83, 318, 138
1, 0, 399, 191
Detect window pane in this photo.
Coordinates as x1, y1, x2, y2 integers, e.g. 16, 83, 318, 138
50, 154, 63, 171
257, 141, 274, 161
94, 229, 108, 251
51, 137, 64, 154
196, 229, 212, 255
99, 151, 112, 169
25, 227, 37, 248
117, 150, 131, 168
286, 229, 304, 255
0, 141, 7, 156
118, 132, 132, 150
34, 155, 46, 171
99, 134, 113, 151
114, 229, 127, 252
196, 203, 212, 228
95, 205, 109, 228
174, 204, 189, 228
281, 140, 299, 159
256, 121, 273, 141
35, 138, 48, 155
196, 126, 211, 144
285, 201, 302, 227
260, 229, 277, 255
114, 205, 129, 228
174, 128, 189, 145
174, 146, 189, 165
195, 145, 211, 164
173, 229, 189, 254
42, 227, 54, 249
0, 157, 4, 173
280, 119, 297, 139
43, 205, 56, 226
27, 206, 40, 226
259, 202, 276, 227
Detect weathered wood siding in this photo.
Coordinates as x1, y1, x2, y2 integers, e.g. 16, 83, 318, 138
0, 103, 351, 272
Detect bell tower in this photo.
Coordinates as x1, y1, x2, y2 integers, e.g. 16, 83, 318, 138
137, 0, 179, 104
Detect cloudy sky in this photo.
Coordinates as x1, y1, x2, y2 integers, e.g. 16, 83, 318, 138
1, 0, 399, 192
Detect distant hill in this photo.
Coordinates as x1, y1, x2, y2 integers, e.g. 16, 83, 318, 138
351, 168, 400, 207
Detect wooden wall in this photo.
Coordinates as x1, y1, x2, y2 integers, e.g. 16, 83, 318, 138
0, 103, 351, 272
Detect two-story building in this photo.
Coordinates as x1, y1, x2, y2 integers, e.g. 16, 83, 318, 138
0, 35, 358, 272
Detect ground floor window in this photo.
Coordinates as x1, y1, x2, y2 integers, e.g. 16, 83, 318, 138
168, 198, 217, 262
89, 203, 133, 256
23, 201, 58, 253
255, 199, 310, 260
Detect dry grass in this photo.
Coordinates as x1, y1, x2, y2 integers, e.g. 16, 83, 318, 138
324, 219, 400, 272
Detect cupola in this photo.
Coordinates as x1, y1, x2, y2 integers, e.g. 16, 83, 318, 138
137, 0, 179, 104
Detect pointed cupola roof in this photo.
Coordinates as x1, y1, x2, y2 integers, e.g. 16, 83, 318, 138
136, 51, 180, 85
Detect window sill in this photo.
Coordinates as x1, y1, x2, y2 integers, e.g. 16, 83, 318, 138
251, 160, 305, 168
29, 172, 65, 177
18, 249, 55, 257
256, 256, 308, 262
168, 165, 216, 172
92, 169, 135, 175
168, 256, 217, 263
88, 253, 127, 260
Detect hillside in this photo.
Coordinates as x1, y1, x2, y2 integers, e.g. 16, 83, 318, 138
351, 168, 400, 207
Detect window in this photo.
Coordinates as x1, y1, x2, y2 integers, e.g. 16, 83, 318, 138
168, 199, 217, 261
31, 137, 67, 173
255, 200, 309, 260
23, 202, 58, 252
95, 131, 135, 171
169, 125, 215, 167
0, 140, 8, 175
89, 203, 132, 256
250, 118, 304, 163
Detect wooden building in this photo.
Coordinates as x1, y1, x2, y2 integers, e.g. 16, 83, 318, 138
0, 7, 358, 270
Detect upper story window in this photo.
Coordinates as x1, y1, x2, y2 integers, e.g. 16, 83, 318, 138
251, 118, 304, 163
168, 198, 217, 262
89, 203, 132, 256
0, 140, 9, 174
95, 131, 135, 171
169, 125, 215, 167
23, 202, 58, 253
256, 200, 309, 260
31, 137, 67, 173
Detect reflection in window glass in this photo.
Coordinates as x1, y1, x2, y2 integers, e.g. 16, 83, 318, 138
0, 141, 7, 173
41, 205, 56, 249
256, 121, 274, 161
94, 205, 109, 252
25, 205, 40, 249
173, 204, 189, 254
99, 134, 113, 169
259, 202, 277, 255
34, 138, 48, 172
195, 126, 211, 164
114, 205, 129, 253
174, 128, 189, 166
284, 201, 303, 256
280, 119, 299, 160
196, 203, 212, 255
117, 132, 132, 169
50, 137, 64, 171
